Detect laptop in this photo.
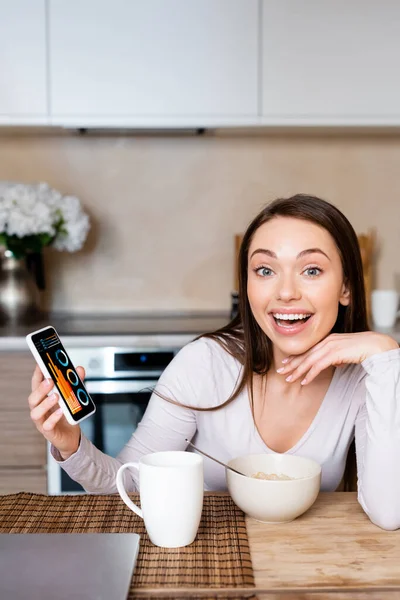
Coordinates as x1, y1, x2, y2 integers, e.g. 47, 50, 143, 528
0, 533, 140, 600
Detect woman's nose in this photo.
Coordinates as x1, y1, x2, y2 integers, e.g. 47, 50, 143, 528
276, 274, 301, 302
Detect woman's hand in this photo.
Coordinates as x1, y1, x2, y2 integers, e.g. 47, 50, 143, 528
28, 364, 84, 459
277, 332, 399, 385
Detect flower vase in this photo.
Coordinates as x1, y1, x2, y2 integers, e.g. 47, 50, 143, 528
0, 248, 43, 325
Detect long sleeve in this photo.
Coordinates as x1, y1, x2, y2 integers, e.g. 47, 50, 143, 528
355, 347, 400, 530
51, 432, 130, 494
50, 340, 214, 494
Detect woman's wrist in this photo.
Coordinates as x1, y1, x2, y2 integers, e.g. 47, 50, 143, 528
58, 432, 81, 461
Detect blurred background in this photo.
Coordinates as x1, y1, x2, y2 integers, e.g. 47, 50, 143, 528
1, 0, 399, 315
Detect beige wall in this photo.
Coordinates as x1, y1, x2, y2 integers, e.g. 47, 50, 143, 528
0, 130, 399, 314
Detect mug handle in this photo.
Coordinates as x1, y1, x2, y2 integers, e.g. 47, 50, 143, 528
116, 462, 143, 519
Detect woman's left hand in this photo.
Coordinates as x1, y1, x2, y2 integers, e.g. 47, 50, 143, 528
277, 332, 399, 385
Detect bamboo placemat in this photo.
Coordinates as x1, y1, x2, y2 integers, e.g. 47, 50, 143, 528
0, 492, 255, 599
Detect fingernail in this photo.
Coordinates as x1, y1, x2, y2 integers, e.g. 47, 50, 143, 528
282, 358, 290, 364
276, 367, 285, 373
51, 393, 58, 401
285, 375, 293, 382
55, 407, 63, 414
46, 378, 53, 386
301, 378, 307, 385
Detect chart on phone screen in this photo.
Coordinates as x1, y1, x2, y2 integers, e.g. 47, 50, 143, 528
32, 330, 88, 415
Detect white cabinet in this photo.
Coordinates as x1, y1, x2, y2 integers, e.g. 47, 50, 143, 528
49, 0, 259, 127
2, 0, 400, 129
261, 0, 400, 125
0, 0, 47, 123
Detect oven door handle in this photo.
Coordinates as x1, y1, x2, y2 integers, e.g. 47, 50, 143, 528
85, 379, 158, 394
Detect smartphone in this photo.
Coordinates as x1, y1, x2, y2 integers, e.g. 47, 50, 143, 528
26, 325, 96, 426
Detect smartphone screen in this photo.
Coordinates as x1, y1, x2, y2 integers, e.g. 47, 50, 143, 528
30, 326, 95, 422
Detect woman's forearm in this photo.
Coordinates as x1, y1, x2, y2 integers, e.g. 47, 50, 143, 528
51, 433, 139, 494
356, 349, 400, 530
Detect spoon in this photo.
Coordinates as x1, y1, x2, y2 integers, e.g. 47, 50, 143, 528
185, 439, 247, 477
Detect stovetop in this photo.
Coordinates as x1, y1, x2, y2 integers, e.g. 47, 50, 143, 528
0, 312, 230, 338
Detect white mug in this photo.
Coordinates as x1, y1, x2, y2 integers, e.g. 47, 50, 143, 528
116, 451, 204, 548
371, 289, 400, 329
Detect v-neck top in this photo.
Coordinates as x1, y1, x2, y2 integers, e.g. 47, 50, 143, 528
249, 366, 341, 458
53, 337, 400, 530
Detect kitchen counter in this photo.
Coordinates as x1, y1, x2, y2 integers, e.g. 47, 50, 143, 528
0, 312, 230, 350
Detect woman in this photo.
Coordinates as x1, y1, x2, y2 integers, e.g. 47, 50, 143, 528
28, 194, 400, 530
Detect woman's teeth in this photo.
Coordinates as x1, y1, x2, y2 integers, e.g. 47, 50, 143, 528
272, 313, 312, 326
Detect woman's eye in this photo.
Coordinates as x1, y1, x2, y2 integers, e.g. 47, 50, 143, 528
255, 267, 274, 277
304, 267, 322, 277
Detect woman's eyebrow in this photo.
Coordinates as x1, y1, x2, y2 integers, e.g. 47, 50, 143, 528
297, 248, 331, 261
250, 248, 331, 261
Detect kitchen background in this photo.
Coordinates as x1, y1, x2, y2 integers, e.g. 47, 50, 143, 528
1, 130, 400, 313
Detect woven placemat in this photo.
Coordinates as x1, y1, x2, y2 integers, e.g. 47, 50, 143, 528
0, 492, 255, 599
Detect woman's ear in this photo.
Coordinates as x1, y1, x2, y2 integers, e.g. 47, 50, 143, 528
339, 281, 351, 306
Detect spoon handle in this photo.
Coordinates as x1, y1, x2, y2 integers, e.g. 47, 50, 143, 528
185, 439, 245, 477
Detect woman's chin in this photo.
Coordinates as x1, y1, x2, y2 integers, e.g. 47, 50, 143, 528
272, 328, 333, 358
266, 325, 325, 356
275, 339, 315, 357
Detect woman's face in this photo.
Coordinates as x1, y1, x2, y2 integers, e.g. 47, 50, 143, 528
247, 216, 350, 358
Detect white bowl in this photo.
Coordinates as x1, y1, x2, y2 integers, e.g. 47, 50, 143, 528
226, 453, 321, 523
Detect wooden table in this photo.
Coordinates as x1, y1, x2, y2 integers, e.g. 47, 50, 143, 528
244, 492, 400, 600
1, 491, 399, 598
138, 492, 400, 598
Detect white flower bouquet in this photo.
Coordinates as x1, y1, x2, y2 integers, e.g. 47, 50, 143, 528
0, 182, 90, 259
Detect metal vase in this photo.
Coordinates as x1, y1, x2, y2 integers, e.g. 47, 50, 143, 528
0, 248, 43, 325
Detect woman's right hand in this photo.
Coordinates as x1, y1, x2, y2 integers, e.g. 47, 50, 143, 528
28, 364, 84, 460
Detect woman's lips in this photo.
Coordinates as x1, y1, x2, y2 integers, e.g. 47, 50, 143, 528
269, 314, 314, 336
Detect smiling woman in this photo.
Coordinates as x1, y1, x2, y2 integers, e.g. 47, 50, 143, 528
247, 217, 351, 361
27, 194, 400, 531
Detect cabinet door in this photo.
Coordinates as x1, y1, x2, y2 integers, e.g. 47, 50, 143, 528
0, 469, 47, 494
0, 0, 47, 122
49, 0, 258, 126
0, 352, 46, 471
262, 0, 400, 125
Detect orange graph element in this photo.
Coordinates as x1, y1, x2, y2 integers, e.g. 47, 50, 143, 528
46, 352, 82, 414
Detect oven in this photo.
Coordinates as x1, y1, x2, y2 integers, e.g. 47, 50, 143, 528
47, 345, 180, 494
